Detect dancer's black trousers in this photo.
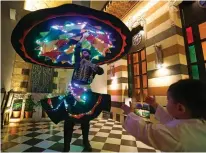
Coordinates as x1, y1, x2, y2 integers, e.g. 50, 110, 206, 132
64, 119, 90, 150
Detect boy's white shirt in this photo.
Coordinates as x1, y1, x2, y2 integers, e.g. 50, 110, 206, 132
123, 105, 206, 152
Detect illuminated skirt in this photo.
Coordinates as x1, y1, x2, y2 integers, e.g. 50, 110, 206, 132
40, 91, 111, 124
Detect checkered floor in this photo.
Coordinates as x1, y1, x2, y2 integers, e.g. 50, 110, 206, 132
1, 118, 158, 152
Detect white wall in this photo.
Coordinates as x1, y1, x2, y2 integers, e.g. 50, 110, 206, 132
1, 2, 29, 92
91, 64, 107, 94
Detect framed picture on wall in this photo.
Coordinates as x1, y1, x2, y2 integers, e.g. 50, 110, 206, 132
110, 65, 115, 78
132, 33, 142, 46
130, 25, 145, 53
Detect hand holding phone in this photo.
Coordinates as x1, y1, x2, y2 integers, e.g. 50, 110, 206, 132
121, 99, 133, 115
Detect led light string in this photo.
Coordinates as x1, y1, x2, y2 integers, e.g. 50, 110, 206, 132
68, 95, 102, 119
35, 21, 115, 64
46, 94, 103, 119
68, 83, 90, 103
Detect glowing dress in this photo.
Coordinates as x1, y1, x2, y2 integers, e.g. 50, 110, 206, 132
40, 42, 111, 124
10, 4, 132, 124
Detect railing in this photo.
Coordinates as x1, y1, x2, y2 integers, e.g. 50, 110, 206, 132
1, 88, 7, 128
2, 91, 53, 124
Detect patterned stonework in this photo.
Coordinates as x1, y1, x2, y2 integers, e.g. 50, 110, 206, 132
52, 69, 73, 94
30, 65, 54, 93
103, 1, 139, 19
11, 54, 32, 92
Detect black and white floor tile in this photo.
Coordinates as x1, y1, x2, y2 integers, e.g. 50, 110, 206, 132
1, 118, 158, 152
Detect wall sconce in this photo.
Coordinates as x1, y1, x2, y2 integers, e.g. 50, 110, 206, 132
110, 65, 115, 78
110, 65, 118, 90
154, 45, 163, 69
111, 76, 118, 90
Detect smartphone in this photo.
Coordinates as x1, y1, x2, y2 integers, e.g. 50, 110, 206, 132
125, 98, 132, 107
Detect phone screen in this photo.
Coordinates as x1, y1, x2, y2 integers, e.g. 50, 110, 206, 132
125, 98, 132, 107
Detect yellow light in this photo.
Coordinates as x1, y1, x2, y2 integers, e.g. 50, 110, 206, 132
24, 0, 72, 11
139, 30, 144, 35
9, 122, 19, 127
132, 0, 159, 20
156, 65, 170, 77
157, 63, 163, 69
124, 0, 159, 28
111, 76, 118, 90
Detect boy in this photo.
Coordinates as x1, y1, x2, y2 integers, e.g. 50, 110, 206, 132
122, 79, 206, 151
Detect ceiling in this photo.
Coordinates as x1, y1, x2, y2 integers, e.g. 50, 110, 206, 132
90, 1, 108, 11
24, 0, 108, 11
103, 1, 139, 19
24, 0, 72, 11
23, 0, 138, 20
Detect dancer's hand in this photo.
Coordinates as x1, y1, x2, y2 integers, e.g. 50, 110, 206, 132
82, 32, 89, 39
80, 32, 89, 42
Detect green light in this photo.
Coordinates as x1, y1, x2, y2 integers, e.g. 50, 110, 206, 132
91, 55, 99, 60
71, 55, 75, 64
82, 40, 91, 50
38, 51, 42, 57
36, 40, 40, 44
40, 32, 49, 37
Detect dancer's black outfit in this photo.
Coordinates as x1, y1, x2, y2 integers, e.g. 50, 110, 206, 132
64, 119, 91, 152
40, 39, 111, 152
63, 40, 104, 152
